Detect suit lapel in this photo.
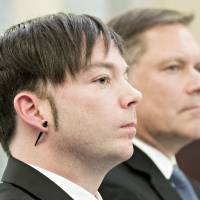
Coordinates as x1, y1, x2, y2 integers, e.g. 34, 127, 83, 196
126, 146, 181, 200
2, 156, 73, 200
150, 164, 181, 200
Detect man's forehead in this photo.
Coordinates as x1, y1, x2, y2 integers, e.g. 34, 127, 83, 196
84, 62, 129, 73
142, 25, 200, 54
144, 24, 194, 45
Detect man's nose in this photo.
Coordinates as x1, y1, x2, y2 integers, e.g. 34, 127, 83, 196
119, 82, 142, 109
186, 69, 200, 95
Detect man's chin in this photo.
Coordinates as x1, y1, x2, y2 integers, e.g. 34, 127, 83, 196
111, 144, 134, 166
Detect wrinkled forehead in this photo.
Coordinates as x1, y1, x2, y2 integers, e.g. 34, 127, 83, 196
141, 24, 200, 60
144, 24, 198, 49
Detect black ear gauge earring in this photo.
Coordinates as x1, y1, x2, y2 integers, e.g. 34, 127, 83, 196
34, 121, 48, 146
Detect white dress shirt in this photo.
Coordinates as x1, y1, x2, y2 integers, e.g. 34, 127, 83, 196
133, 138, 177, 179
31, 165, 103, 200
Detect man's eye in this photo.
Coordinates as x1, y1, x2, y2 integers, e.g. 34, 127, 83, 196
94, 76, 111, 85
165, 65, 180, 71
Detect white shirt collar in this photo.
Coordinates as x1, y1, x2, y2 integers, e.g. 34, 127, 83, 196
31, 165, 103, 200
133, 138, 177, 179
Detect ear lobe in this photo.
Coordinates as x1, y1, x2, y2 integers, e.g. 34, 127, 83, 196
14, 92, 48, 133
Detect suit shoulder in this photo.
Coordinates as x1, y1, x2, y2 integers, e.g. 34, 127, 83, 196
0, 182, 35, 200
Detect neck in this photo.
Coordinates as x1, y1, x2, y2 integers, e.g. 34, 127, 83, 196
137, 132, 188, 158
11, 144, 107, 195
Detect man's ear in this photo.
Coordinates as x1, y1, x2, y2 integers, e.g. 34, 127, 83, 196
14, 91, 48, 133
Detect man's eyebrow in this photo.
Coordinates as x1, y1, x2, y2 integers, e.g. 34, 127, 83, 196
158, 57, 186, 66
85, 62, 129, 73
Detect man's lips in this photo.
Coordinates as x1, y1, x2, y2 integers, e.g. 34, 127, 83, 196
181, 105, 200, 112
120, 123, 136, 128
120, 123, 137, 139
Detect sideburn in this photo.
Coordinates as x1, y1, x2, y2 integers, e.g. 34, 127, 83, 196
47, 94, 59, 131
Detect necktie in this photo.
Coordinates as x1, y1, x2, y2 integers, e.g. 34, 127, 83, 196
170, 165, 198, 200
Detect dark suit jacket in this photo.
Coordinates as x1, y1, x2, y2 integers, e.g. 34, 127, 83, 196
0, 156, 73, 200
100, 146, 200, 200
